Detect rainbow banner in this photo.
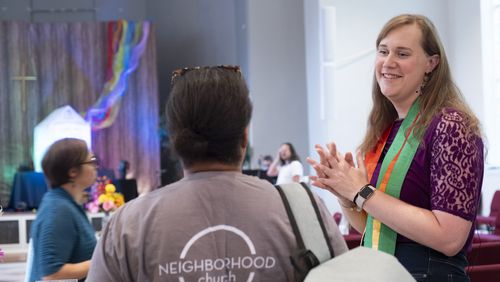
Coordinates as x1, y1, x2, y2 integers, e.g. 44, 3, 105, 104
86, 20, 150, 130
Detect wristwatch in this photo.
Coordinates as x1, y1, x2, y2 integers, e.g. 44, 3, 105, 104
354, 184, 376, 211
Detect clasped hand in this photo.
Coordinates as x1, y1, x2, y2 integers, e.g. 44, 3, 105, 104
307, 143, 369, 203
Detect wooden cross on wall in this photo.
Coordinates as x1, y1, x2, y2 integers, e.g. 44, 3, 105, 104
11, 62, 37, 113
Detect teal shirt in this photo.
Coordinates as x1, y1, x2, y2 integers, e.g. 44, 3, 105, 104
29, 187, 96, 282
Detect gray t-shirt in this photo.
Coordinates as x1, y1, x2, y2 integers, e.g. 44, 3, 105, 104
87, 171, 347, 281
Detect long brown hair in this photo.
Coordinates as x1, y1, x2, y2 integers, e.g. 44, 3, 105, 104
279, 142, 300, 165
359, 14, 481, 153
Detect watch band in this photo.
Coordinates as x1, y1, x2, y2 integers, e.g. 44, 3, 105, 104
354, 184, 376, 211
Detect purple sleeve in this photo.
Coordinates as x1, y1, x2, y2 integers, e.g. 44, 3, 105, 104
430, 111, 484, 221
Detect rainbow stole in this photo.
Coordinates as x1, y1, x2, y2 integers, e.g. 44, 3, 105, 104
363, 99, 421, 255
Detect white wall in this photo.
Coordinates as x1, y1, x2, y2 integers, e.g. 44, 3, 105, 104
448, 0, 498, 216
304, 0, 492, 215
448, 0, 484, 121
247, 0, 310, 170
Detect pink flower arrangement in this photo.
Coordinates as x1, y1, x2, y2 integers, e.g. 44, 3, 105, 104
85, 176, 124, 213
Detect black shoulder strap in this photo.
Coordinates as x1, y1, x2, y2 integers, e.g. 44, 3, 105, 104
275, 182, 334, 276
299, 182, 335, 258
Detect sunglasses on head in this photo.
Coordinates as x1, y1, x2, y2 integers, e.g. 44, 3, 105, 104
170, 65, 241, 85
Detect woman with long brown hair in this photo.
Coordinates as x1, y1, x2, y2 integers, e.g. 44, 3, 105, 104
309, 14, 483, 281
267, 142, 304, 184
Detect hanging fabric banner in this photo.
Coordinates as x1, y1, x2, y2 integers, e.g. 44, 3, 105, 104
86, 20, 150, 130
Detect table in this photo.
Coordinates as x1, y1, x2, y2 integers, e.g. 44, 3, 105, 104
0, 211, 106, 256
8, 171, 136, 211
8, 172, 49, 211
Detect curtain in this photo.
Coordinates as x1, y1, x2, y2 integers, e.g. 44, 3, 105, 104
0, 21, 160, 206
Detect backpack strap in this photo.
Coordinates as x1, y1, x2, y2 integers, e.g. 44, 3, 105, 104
275, 182, 334, 275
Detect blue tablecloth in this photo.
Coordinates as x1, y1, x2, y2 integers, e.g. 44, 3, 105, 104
8, 172, 49, 210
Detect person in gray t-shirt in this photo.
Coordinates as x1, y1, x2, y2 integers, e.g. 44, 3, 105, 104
87, 65, 348, 282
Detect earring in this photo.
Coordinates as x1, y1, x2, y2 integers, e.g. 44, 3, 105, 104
422, 72, 430, 87
419, 72, 430, 94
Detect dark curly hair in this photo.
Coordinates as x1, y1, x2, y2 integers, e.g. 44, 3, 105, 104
166, 66, 252, 167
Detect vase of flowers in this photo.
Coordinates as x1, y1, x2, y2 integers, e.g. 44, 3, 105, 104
97, 183, 124, 213
85, 176, 125, 228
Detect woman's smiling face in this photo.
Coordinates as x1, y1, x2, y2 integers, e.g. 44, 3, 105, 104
375, 23, 434, 105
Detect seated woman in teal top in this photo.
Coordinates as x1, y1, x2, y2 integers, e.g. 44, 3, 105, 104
29, 138, 98, 282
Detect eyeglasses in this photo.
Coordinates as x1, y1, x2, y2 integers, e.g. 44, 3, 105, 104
80, 156, 100, 168
170, 65, 241, 85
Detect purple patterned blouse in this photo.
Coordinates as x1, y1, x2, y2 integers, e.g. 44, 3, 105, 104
370, 108, 484, 253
